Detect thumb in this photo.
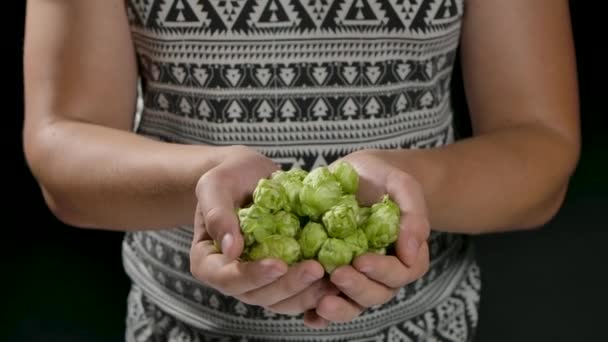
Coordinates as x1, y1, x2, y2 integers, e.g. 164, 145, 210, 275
196, 173, 244, 260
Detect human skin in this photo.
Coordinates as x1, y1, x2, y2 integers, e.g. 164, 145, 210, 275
23, 0, 580, 329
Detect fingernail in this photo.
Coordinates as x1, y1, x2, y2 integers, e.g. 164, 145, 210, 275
407, 238, 420, 258
221, 234, 233, 254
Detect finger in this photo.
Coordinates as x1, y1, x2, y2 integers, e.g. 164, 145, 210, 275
196, 170, 243, 260
238, 260, 325, 307
316, 295, 363, 323
303, 310, 330, 329
354, 243, 430, 289
401, 241, 430, 282
352, 254, 410, 288
330, 265, 395, 308
386, 171, 430, 267
190, 239, 287, 296
266, 279, 340, 315
396, 213, 431, 268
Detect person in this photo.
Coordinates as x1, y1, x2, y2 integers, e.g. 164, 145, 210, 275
22, 0, 580, 341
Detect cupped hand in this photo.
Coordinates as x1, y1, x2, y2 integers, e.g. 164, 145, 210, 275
189, 145, 338, 324
312, 149, 431, 324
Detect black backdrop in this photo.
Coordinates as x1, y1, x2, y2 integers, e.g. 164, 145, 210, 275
4, 2, 607, 341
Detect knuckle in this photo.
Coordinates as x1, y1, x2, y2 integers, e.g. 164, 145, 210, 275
195, 170, 216, 195
216, 169, 238, 184
205, 167, 236, 187
402, 172, 422, 192
204, 207, 225, 233
391, 170, 415, 188
409, 216, 430, 241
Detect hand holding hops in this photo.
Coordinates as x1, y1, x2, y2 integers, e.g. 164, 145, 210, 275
236, 162, 401, 274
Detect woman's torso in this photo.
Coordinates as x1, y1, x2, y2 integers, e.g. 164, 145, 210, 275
122, 0, 479, 340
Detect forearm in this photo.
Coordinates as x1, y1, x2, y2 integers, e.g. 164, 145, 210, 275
25, 120, 220, 231
382, 124, 579, 234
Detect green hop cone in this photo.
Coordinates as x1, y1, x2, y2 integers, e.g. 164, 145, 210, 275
363, 195, 401, 249
238, 204, 275, 245
272, 168, 308, 182
248, 235, 302, 265
253, 178, 290, 212
274, 210, 300, 238
357, 207, 371, 227
298, 222, 328, 259
271, 169, 307, 217
332, 161, 359, 195
299, 181, 343, 220
243, 231, 256, 248
302, 166, 335, 186
317, 238, 353, 274
299, 167, 343, 220
337, 194, 358, 208
322, 203, 358, 239
344, 229, 368, 258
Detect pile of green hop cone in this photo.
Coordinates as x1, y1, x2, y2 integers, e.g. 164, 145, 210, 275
237, 161, 401, 274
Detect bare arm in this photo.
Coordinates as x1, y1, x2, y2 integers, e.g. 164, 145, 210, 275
23, 0, 220, 230
371, 0, 580, 234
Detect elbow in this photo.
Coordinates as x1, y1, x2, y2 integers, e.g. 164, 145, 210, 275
32, 172, 96, 229
523, 127, 581, 230
39, 185, 87, 228
23, 124, 93, 229
520, 184, 569, 231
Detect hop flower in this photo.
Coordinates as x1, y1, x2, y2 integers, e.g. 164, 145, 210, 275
322, 202, 358, 239
253, 178, 290, 212
274, 210, 300, 238
332, 161, 359, 195
357, 206, 371, 227
271, 169, 307, 216
247, 235, 302, 265
299, 167, 343, 220
317, 238, 353, 274
344, 229, 369, 258
238, 204, 275, 245
363, 195, 400, 249
298, 222, 328, 259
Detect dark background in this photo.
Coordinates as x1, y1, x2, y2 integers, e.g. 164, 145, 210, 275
4, 1, 606, 341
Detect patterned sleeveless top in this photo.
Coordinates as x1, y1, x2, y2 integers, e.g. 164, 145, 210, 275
122, 0, 481, 341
